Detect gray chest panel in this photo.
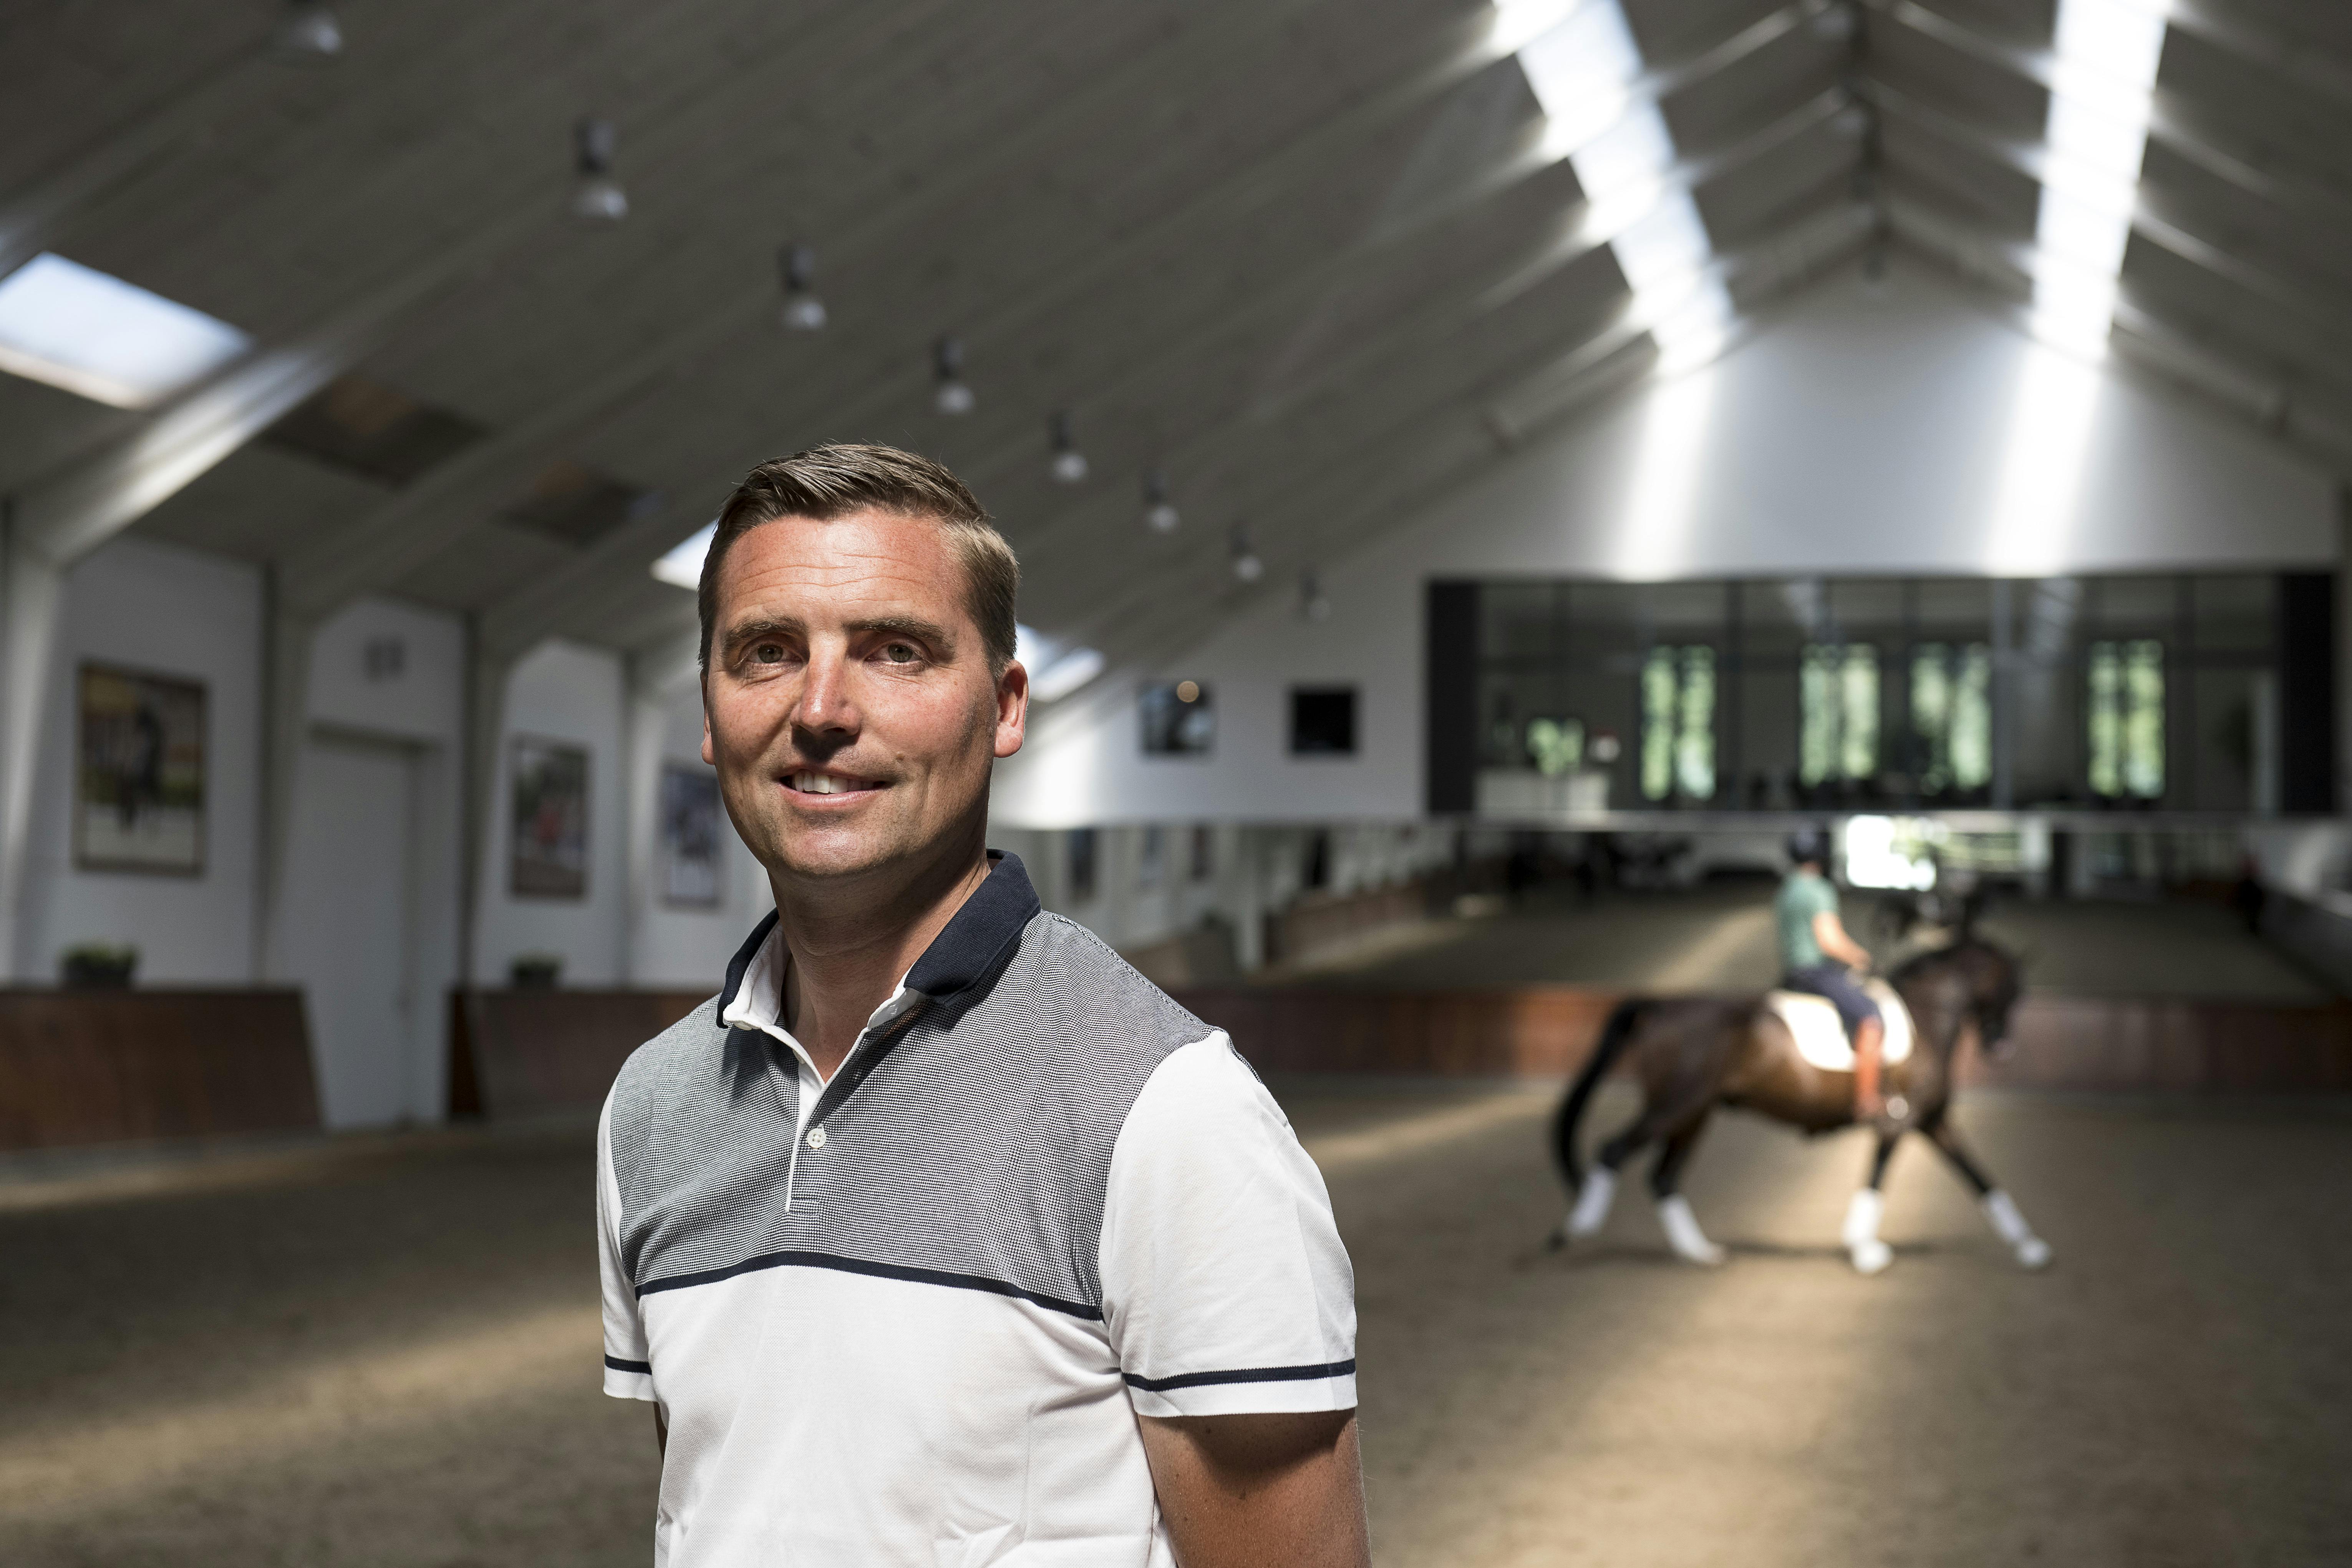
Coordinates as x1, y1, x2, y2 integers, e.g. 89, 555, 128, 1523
607, 913, 1210, 1318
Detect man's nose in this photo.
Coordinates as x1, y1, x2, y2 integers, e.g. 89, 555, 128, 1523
792, 641, 860, 738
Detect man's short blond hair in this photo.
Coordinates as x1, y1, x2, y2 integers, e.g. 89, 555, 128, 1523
698, 443, 1018, 674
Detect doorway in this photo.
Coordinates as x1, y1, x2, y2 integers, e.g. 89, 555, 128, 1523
275, 731, 422, 1128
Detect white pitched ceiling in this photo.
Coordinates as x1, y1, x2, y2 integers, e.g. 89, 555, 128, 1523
0, 0, 2344, 678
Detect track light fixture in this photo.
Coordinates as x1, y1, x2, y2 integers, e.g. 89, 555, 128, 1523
1299, 568, 1331, 621
571, 118, 628, 222
275, 0, 344, 58
779, 244, 825, 331
1230, 525, 1263, 585
1142, 469, 1180, 534
933, 335, 975, 415
1048, 411, 1089, 484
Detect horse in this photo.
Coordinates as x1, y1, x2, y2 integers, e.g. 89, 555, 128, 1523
1547, 933, 2052, 1275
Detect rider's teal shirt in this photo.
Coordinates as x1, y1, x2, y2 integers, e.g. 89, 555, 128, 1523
1775, 870, 1839, 973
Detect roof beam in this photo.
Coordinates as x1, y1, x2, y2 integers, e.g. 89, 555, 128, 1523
275, 0, 1537, 618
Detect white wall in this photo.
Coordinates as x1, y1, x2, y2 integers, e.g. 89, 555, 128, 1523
17, 536, 264, 983
995, 260, 2339, 826
474, 639, 631, 986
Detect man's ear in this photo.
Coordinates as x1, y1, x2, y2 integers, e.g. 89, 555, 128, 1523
701, 698, 715, 766
995, 660, 1029, 759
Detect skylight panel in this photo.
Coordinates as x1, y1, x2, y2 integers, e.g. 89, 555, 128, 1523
1016, 623, 1106, 704
0, 253, 250, 408
1510, 0, 1732, 377
2027, 0, 2171, 359
651, 521, 715, 590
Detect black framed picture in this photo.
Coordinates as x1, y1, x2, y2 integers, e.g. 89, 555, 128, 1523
74, 663, 206, 875
659, 762, 724, 907
1141, 680, 1214, 755
511, 737, 590, 898
1290, 686, 1358, 756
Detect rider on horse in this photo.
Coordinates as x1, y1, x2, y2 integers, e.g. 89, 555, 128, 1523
1776, 827, 1885, 1121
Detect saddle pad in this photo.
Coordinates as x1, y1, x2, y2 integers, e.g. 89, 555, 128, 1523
1767, 981, 1914, 1073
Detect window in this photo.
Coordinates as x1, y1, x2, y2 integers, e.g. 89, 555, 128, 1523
0, 252, 249, 408
1189, 824, 1214, 881
1911, 643, 1992, 795
1640, 646, 1715, 800
1137, 825, 1165, 890
1066, 828, 1098, 901
2088, 640, 2163, 799
1139, 681, 1213, 755
1289, 687, 1357, 755
1800, 643, 1878, 787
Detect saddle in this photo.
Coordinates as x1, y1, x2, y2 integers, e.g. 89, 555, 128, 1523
1765, 981, 1915, 1073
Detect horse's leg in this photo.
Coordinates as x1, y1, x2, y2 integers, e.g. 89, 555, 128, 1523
1841, 1133, 1901, 1276
1566, 1095, 1683, 1240
1924, 1114, 2052, 1269
1649, 1113, 1726, 1266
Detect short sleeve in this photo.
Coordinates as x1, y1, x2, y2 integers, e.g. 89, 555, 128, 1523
598, 1090, 656, 1401
1098, 1034, 1357, 1419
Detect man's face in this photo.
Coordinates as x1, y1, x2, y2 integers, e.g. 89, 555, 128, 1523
701, 508, 1026, 890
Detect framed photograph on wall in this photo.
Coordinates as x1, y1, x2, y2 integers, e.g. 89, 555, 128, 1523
659, 762, 724, 908
510, 737, 590, 898
75, 663, 207, 875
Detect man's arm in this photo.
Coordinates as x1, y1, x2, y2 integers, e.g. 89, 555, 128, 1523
1811, 908, 1871, 970
1138, 1410, 1368, 1568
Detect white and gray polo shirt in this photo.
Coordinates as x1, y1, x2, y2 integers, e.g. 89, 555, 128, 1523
597, 853, 1356, 1565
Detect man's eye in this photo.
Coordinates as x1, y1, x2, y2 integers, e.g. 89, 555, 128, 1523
753, 643, 784, 664
883, 643, 917, 664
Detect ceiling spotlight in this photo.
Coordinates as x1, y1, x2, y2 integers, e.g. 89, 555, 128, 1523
933, 335, 974, 416
779, 244, 825, 331
1142, 469, 1180, 533
1048, 410, 1089, 484
572, 117, 628, 222
1230, 525, 1263, 584
1299, 568, 1332, 621
275, 0, 344, 58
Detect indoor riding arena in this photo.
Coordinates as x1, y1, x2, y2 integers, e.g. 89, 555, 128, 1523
5, 3, 2350, 1566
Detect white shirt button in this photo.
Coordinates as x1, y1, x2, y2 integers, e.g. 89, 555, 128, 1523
806, 1126, 827, 1149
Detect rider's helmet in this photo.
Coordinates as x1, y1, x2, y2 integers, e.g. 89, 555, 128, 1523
1785, 825, 1831, 869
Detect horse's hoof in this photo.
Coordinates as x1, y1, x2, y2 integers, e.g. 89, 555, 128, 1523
2014, 1236, 2052, 1270
1848, 1239, 1893, 1275
1675, 1242, 1727, 1268
1545, 1224, 1570, 1253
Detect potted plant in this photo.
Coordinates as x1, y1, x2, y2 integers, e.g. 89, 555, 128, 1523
61, 943, 138, 989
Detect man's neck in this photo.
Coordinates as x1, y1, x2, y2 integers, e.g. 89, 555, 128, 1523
771, 832, 991, 1082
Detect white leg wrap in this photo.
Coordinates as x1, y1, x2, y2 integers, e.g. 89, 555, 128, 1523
1843, 1189, 1892, 1275
1657, 1194, 1726, 1266
1982, 1189, 2052, 1269
1565, 1166, 1617, 1240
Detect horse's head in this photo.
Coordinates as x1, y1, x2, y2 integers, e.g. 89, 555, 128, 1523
1893, 934, 2025, 1060
1957, 937, 2025, 1058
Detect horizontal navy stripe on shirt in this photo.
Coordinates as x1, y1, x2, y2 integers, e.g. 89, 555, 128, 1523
1122, 1358, 1357, 1393
605, 1354, 652, 1374
636, 1247, 1104, 1321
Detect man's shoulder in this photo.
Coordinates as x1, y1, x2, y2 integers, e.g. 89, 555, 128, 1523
608, 994, 727, 1111
995, 910, 1217, 1063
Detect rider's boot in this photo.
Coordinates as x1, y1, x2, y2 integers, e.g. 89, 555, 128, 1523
1842, 1188, 1892, 1275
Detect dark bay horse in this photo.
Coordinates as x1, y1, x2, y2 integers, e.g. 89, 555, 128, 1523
1548, 935, 2051, 1274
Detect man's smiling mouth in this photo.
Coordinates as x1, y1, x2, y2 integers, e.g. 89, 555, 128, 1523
787, 771, 887, 796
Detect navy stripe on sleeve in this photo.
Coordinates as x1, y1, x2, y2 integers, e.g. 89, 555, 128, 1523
605, 1354, 652, 1374
1122, 1358, 1357, 1393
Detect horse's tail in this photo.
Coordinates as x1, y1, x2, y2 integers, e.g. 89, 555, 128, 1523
1554, 997, 1649, 1195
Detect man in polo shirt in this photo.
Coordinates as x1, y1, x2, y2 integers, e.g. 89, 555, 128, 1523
597, 444, 1367, 1565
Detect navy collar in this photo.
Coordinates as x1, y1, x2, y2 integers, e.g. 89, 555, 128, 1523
715, 852, 1041, 1024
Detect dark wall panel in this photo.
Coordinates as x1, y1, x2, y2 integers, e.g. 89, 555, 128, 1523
1426, 581, 1479, 814
2280, 572, 2335, 814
